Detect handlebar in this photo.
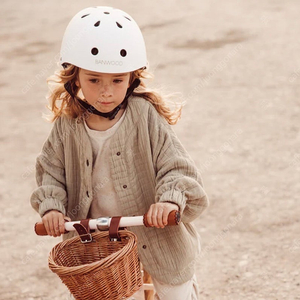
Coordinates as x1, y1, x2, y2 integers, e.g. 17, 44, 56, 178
34, 210, 181, 236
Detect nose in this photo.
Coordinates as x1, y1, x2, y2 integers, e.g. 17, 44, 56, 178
100, 84, 112, 98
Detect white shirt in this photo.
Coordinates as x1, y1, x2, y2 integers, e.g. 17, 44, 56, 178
84, 112, 126, 218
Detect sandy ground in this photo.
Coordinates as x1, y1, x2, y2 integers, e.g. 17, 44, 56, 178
0, 0, 299, 299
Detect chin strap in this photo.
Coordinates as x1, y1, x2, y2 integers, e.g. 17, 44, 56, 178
64, 78, 140, 120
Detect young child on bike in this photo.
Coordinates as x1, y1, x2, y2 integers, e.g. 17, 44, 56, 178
31, 6, 208, 300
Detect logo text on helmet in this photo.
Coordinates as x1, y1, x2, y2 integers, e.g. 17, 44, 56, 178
95, 60, 123, 66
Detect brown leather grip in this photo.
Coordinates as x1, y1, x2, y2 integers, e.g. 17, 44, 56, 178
34, 221, 69, 236
34, 222, 48, 236
143, 210, 181, 227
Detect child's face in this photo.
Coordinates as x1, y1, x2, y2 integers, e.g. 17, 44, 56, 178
77, 68, 131, 112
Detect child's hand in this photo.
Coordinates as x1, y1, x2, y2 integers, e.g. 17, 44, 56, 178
42, 210, 71, 237
146, 202, 179, 228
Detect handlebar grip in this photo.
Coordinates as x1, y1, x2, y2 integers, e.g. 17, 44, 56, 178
143, 210, 181, 227
34, 222, 48, 236
34, 222, 69, 236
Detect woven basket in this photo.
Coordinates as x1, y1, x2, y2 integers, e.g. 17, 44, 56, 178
48, 230, 142, 300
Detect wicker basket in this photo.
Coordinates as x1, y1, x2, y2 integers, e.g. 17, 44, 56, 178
48, 230, 142, 300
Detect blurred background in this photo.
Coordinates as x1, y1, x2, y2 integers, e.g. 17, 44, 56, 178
0, 0, 299, 299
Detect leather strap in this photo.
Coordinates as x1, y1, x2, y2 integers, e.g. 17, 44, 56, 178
109, 216, 122, 241
73, 219, 92, 243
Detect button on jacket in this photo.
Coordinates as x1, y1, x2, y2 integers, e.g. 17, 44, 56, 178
31, 96, 209, 284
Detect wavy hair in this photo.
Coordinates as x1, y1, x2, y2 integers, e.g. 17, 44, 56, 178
46, 64, 183, 125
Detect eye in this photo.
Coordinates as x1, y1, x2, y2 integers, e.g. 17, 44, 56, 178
113, 79, 123, 84
89, 79, 99, 83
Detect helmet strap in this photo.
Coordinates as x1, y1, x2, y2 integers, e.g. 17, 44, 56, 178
64, 78, 140, 120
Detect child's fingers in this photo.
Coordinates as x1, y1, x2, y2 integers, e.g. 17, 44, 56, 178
146, 204, 160, 227
147, 202, 179, 228
52, 215, 60, 237
53, 213, 67, 236
49, 219, 57, 237
42, 214, 55, 236
151, 208, 159, 228
146, 205, 154, 227
58, 215, 66, 234
162, 210, 169, 227
43, 219, 51, 236
42, 210, 64, 237
147, 204, 166, 228
156, 207, 165, 228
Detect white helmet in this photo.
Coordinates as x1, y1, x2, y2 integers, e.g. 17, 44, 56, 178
60, 6, 147, 73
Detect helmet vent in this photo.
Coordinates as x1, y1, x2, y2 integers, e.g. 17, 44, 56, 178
91, 48, 99, 55
120, 49, 127, 57
81, 14, 90, 18
104, 12, 110, 14
124, 16, 131, 21
94, 21, 100, 27
116, 22, 122, 28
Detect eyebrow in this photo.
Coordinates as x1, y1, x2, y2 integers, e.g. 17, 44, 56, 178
84, 72, 127, 77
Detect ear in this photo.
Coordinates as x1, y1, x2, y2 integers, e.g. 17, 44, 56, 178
75, 79, 80, 87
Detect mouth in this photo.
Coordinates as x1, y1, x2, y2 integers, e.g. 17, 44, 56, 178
96, 101, 113, 105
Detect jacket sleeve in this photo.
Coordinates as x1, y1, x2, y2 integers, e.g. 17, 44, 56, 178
30, 118, 67, 217
148, 106, 209, 223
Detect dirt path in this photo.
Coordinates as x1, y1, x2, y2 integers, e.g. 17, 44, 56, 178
1, 0, 299, 299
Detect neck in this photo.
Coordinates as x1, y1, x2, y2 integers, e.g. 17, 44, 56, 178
85, 108, 125, 131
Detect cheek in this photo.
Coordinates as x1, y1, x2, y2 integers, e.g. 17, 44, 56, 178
121, 79, 131, 92
119, 83, 130, 96
112, 82, 126, 93
81, 80, 98, 94
78, 83, 92, 99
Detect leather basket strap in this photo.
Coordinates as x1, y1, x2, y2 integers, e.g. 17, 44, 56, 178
73, 219, 92, 243
109, 216, 122, 241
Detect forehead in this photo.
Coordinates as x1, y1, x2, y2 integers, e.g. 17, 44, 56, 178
81, 69, 129, 77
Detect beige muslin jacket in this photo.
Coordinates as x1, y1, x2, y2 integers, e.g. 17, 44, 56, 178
31, 96, 209, 284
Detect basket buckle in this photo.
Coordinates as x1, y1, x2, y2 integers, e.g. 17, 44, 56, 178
79, 233, 92, 243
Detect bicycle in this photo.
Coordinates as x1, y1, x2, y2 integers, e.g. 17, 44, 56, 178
35, 210, 181, 300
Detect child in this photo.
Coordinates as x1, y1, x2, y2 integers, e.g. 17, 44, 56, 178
31, 6, 208, 300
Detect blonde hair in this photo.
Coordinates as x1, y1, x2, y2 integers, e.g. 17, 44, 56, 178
46, 64, 183, 125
